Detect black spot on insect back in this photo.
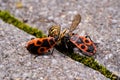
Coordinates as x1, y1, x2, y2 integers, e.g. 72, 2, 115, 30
27, 43, 40, 55
37, 40, 42, 45
87, 45, 94, 53
41, 39, 51, 48
40, 48, 45, 52
85, 39, 89, 43
49, 38, 55, 45
81, 45, 85, 49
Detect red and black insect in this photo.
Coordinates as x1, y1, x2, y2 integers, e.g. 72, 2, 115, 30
26, 37, 57, 55
26, 14, 97, 56
61, 33, 97, 56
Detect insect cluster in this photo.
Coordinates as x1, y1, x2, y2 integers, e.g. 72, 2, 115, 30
26, 14, 97, 56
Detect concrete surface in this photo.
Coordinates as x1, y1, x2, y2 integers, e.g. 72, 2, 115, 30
0, 19, 109, 80
0, 0, 120, 79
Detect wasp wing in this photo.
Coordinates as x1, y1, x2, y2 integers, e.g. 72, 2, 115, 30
69, 14, 81, 32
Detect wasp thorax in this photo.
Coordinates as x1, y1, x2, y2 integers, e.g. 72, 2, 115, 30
48, 25, 61, 37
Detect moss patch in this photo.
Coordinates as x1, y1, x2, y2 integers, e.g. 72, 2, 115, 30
65, 52, 119, 80
0, 10, 119, 80
0, 10, 45, 38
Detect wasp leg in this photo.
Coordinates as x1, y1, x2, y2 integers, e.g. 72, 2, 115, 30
48, 49, 56, 58
50, 48, 54, 55
34, 54, 39, 59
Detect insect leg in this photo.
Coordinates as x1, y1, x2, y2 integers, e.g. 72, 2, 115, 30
50, 48, 54, 55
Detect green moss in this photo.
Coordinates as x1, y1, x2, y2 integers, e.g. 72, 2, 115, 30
0, 10, 119, 80
64, 52, 119, 80
0, 10, 45, 38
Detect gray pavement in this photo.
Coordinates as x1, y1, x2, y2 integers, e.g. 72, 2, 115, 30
0, 19, 109, 80
0, 0, 120, 80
